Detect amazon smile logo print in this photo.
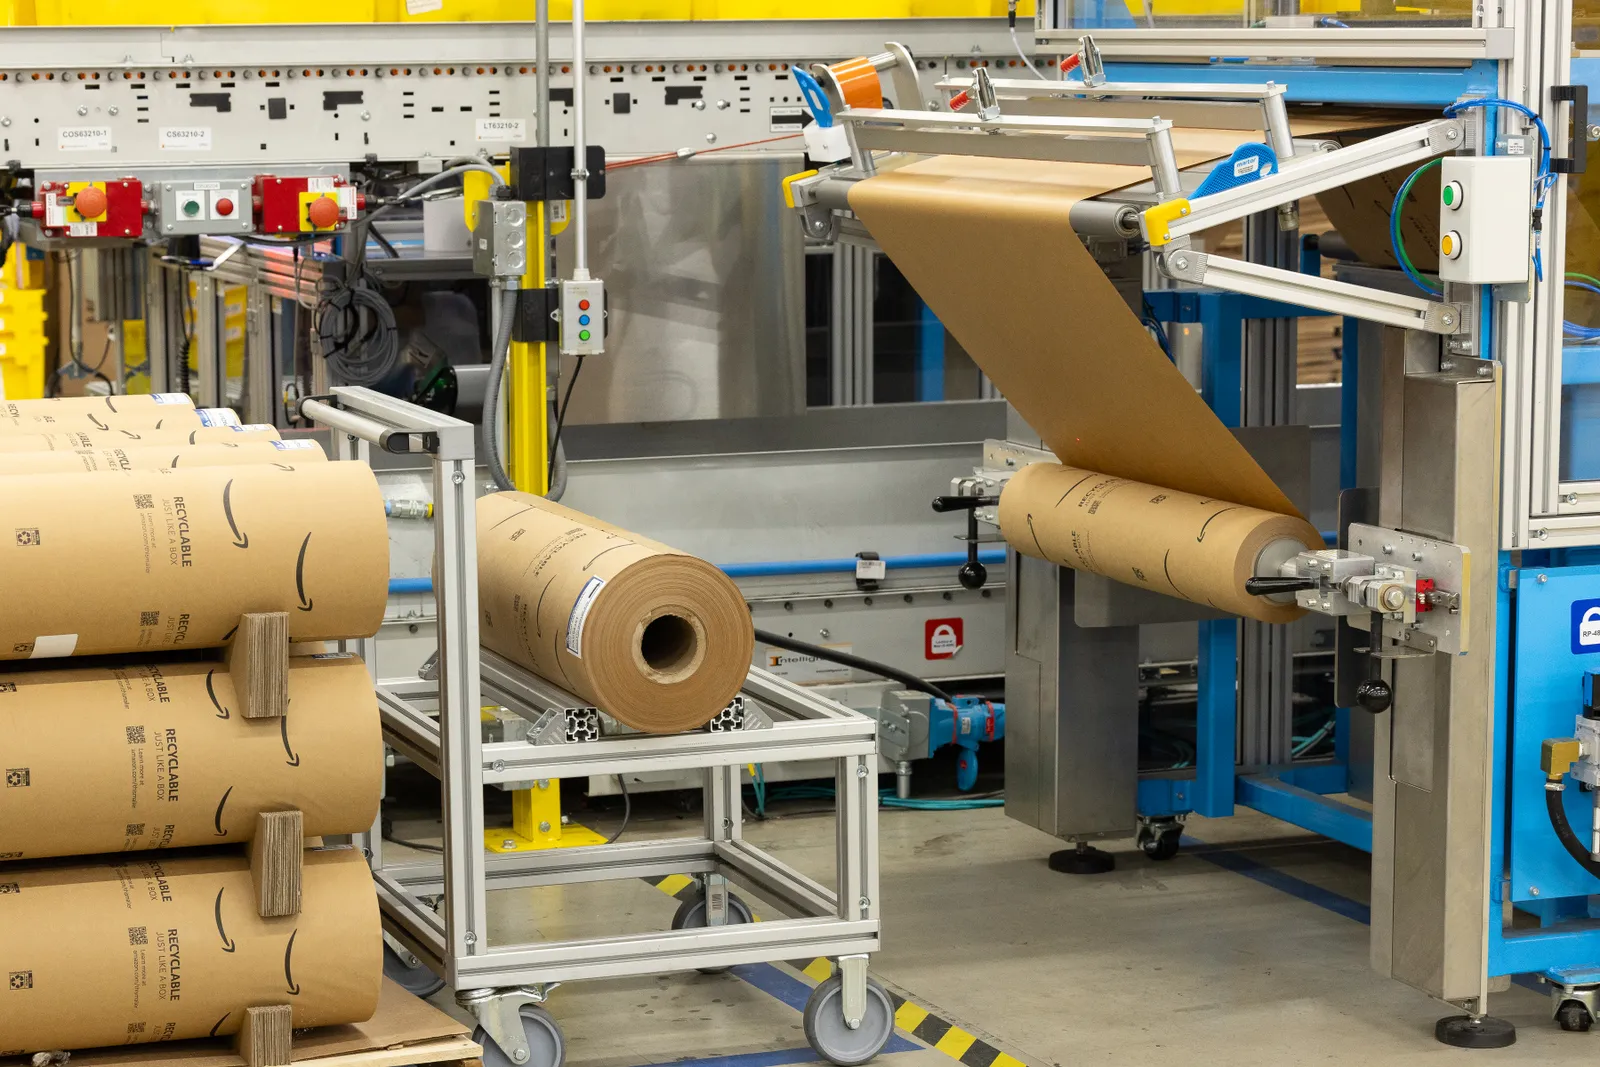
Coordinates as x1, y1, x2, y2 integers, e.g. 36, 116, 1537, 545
214, 887, 236, 952
295, 532, 313, 611
206, 669, 230, 719
213, 785, 234, 836
284, 929, 301, 995
223, 479, 249, 549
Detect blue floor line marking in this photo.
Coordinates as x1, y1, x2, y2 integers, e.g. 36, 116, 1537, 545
1182, 835, 1372, 926
728, 962, 921, 1055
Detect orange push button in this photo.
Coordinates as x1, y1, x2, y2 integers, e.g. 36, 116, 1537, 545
73, 186, 107, 218
306, 196, 340, 229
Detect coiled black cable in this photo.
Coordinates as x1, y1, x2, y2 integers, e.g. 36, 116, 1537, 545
314, 269, 399, 387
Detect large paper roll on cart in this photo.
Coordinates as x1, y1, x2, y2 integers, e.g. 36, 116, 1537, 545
477, 491, 755, 734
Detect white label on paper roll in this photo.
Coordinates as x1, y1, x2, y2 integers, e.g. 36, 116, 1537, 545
197, 408, 241, 427
233, 424, 275, 432
271, 439, 319, 450
565, 576, 606, 659
29, 634, 77, 659
152, 393, 190, 405
476, 118, 527, 143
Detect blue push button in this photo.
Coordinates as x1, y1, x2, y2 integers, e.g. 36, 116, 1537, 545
579, 314, 591, 326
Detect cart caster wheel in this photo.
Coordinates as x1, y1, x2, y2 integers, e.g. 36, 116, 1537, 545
1141, 829, 1182, 862
474, 1005, 565, 1067
671, 889, 755, 974
803, 975, 895, 1066
381, 943, 445, 999
1435, 1014, 1516, 1048
1557, 1001, 1594, 1032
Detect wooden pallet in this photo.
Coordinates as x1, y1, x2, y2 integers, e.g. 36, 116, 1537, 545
32, 981, 477, 1067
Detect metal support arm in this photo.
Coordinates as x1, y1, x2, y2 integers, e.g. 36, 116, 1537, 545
1159, 247, 1466, 335
1144, 117, 1468, 246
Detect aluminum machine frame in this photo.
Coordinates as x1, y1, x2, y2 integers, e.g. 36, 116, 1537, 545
300, 386, 888, 1067
789, 0, 1600, 1043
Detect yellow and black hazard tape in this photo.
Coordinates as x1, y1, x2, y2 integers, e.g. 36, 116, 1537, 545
646, 875, 1026, 1067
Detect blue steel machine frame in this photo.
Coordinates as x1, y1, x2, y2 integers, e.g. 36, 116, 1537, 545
788, 0, 1600, 1036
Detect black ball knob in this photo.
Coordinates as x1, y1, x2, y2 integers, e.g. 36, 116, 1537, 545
958, 561, 987, 590
1355, 678, 1393, 714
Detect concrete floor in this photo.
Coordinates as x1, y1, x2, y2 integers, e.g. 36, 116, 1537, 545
393, 799, 1583, 1067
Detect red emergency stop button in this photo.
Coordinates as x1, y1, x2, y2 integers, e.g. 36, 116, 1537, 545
73, 186, 107, 218
306, 195, 340, 229
215, 197, 235, 217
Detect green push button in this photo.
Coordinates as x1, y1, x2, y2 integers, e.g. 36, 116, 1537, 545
182, 198, 201, 217
579, 329, 591, 342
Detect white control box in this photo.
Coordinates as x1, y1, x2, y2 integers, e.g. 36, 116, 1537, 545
1437, 156, 1534, 285
560, 278, 606, 356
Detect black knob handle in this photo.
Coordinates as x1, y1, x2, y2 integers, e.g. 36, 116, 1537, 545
931, 495, 998, 513
1355, 678, 1393, 714
1244, 576, 1318, 597
958, 560, 987, 590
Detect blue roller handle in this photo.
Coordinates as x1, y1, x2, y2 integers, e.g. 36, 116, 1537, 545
793, 66, 834, 128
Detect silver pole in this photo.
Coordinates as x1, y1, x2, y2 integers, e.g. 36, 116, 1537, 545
535, 0, 549, 149
571, 0, 589, 278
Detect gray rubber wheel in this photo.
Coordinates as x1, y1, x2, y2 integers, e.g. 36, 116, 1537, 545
382, 943, 446, 999
474, 1005, 565, 1067
670, 889, 754, 974
803, 975, 895, 1066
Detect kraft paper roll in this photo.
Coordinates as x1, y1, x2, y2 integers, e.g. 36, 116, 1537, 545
0, 403, 234, 436
0, 848, 381, 1055
0, 423, 280, 453
0, 654, 381, 861
478, 491, 754, 733
999, 462, 1320, 624
0, 393, 194, 417
0, 438, 325, 475
0, 462, 388, 659
849, 153, 1295, 516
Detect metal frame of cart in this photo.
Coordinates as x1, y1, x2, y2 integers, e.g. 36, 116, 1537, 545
299, 386, 891, 1067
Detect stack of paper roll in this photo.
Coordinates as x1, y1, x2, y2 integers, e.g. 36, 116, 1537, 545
0, 395, 389, 1056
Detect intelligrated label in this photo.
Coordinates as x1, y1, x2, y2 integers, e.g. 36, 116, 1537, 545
565, 576, 606, 659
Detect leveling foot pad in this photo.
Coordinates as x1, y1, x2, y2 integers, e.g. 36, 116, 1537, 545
1048, 844, 1116, 875
1436, 1015, 1517, 1048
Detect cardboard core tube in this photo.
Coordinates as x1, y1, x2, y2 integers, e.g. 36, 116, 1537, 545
0, 654, 382, 861
0, 848, 381, 1055
478, 491, 753, 734
0, 461, 388, 660
0, 439, 326, 475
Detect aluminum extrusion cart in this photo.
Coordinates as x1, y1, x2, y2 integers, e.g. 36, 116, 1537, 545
300, 386, 892, 1067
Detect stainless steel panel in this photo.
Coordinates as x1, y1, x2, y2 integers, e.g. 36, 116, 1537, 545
1371, 368, 1499, 1007
1006, 554, 1140, 840
556, 156, 805, 425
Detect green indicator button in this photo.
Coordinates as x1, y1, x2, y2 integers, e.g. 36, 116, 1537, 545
182, 199, 201, 216
1442, 186, 1455, 206
579, 329, 592, 342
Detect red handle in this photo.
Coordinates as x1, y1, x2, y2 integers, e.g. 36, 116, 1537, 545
948, 89, 970, 111
1060, 53, 1081, 73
